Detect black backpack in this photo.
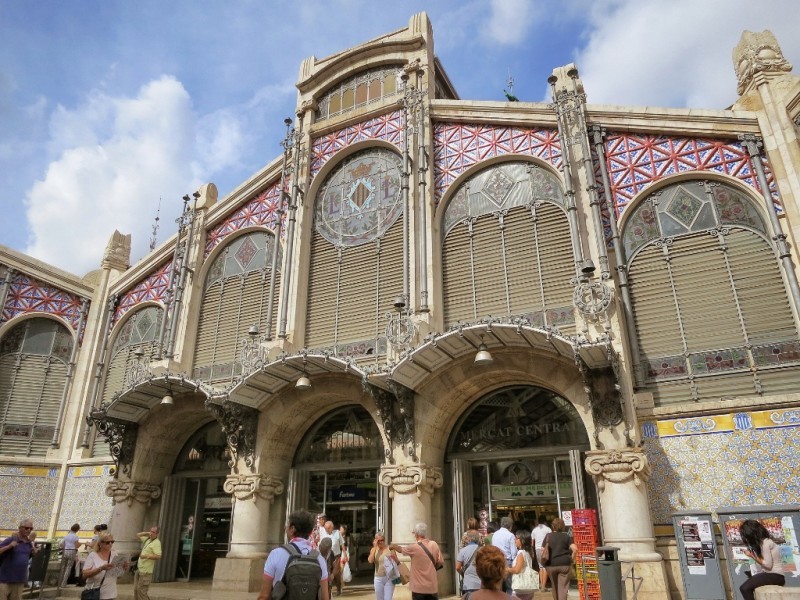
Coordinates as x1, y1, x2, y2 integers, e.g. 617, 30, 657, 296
273, 543, 322, 600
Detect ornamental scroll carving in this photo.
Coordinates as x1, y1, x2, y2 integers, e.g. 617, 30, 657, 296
223, 473, 284, 503
733, 30, 793, 95
105, 481, 161, 506
363, 380, 415, 454
204, 400, 258, 473
87, 408, 138, 478
379, 464, 443, 499
584, 448, 651, 492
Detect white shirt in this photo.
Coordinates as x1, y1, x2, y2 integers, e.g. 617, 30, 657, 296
491, 526, 517, 564
329, 530, 342, 556
532, 524, 552, 549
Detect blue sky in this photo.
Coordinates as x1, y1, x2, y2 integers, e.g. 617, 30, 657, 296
2, 0, 798, 275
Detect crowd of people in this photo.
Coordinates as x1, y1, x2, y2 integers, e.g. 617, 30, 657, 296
0, 519, 161, 600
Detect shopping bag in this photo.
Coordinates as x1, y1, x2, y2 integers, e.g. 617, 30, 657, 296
342, 561, 352, 583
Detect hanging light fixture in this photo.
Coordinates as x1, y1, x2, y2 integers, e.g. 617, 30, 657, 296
474, 336, 493, 366
296, 373, 311, 390
161, 381, 174, 405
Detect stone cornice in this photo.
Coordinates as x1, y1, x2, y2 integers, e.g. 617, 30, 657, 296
635, 392, 800, 420
0, 244, 94, 297
585, 448, 651, 492
431, 100, 558, 128
584, 106, 760, 138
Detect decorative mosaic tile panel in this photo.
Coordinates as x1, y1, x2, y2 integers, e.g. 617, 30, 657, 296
600, 134, 779, 219
204, 179, 284, 257
113, 260, 173, 324
0, 465, 59, 535
1, 273, 85, 332
641, 409, 800, 524
432, 123, 562, 204
310, 110, 404, 179
57, 465, 115, 533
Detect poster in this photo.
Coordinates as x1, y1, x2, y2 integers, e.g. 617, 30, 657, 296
680, 519, 712, 575
723, 515, 800, 576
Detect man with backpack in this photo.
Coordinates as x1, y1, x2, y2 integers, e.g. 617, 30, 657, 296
257, 510, 329, 600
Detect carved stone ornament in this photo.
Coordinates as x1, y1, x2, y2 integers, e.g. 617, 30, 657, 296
105, 481, 161, 506
733, 30, 793, 95
363, 379, 415, 454
87, 408, 138, 478
204, 400, 258, 473
573, 280, 613, 319
584, 448, 651, 492
223, 473, 284, 503
379, 464, 443, 498
102, 230, 132, 271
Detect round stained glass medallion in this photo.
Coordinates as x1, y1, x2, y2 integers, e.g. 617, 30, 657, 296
314, 148, 403, 246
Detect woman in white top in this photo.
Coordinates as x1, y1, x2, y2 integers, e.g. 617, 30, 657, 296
83, 532, 128, 600
740, 519, 785, 600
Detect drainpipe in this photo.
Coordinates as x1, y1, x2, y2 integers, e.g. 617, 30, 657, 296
265, 118, 294, 340
165, 193, 198, 358
416, 69, 429, 313
279, 114, 305, 339
81, 293, 117, 448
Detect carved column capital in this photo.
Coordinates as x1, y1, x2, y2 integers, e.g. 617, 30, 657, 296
223, 473, 284, 503
585, 448, 651, 492
379, 463, 442, 498
105, 481, 162, 506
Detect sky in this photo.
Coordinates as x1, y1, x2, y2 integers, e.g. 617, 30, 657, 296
1, 0, 799, 276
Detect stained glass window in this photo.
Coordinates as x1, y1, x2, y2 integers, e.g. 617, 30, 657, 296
314, 148, 403, 247
316, 66, 403, 122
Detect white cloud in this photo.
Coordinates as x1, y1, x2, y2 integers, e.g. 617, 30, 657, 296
24, 76, 203, 275
575, 0, 800, 109
485, 0, 535, 45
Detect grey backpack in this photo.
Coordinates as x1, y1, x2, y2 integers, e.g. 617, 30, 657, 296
272, 543, 322, 600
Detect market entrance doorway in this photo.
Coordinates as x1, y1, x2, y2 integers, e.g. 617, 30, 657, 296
446, 385, 596, 547
288, 405, 386, 583
155, 422, 231, 582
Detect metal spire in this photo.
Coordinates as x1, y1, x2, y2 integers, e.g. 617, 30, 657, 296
149, 197, 162, 251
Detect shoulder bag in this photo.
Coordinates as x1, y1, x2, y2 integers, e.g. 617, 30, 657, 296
81, 557, 108, 600
418, 541, 444, 571
511, 551, 539, 591
397, 559, 411, 585
540, 534, 550, 566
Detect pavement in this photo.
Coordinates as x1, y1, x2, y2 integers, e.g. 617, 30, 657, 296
43, 579, 580, 600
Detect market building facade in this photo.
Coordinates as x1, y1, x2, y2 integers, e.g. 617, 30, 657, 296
1, 14, 799, 599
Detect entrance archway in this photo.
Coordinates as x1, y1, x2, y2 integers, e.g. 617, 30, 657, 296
446, 385, 595, 544
288, 405, 385, 580
157, 422, 231, 581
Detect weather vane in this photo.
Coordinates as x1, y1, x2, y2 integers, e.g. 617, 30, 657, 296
504, 69, 519, 102
149, 196, 161, 251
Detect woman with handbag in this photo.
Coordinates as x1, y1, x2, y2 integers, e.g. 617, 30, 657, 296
542, 519, 577, 600
456, 530, 481, 600
368, 531, 398, 600
508, 529, 539, 600
82, 532, 127, 600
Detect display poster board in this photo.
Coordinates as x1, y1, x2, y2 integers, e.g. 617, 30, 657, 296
717, 505, 800, 600
672, 512, 726, 599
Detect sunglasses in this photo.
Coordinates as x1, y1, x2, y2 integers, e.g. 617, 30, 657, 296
21, 527, 33, 531
101, 541, 115, 545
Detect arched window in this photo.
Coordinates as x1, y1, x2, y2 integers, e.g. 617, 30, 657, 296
193, 230, 281, 383
295, 406, 383, 465
0, 318, 73, 456
441, 161, 575, 332
305, 148, 403, 357
315, 66, 402, 122
103, 305, 164, 403
623, 180, 800, 404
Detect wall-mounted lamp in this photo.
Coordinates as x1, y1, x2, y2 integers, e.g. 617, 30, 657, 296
161, 392, 174, 406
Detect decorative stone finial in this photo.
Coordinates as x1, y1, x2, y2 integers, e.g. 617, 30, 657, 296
733, 30, 793, 95
102, 230, 131, 271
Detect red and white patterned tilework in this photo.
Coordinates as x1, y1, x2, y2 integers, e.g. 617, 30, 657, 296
204, 180, 284, 257
432, 123, 562, 204
310, 110, 404, 179
1, 273, 85, 332
113, 260, 173, 324
601, 133, 779, 219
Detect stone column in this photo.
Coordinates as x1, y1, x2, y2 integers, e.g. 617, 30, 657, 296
380, 463, 443, 541
212, 473, 284, 593
585, 448, 668, 600
106, 480, 161, 558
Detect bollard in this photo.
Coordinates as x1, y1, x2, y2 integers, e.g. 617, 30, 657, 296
596, 546, 625, 600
